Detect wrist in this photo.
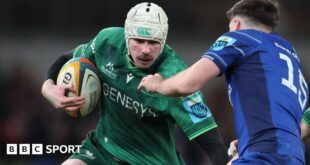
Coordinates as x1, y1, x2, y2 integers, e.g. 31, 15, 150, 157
41, 79, 55, 96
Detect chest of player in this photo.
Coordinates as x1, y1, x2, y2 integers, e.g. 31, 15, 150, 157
97, 58, 143, 92
97, 60, 163, 118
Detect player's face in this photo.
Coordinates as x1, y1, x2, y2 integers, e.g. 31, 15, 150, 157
128, 38, 161, 69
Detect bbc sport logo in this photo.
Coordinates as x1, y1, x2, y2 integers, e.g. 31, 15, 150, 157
6, 143, 81, 155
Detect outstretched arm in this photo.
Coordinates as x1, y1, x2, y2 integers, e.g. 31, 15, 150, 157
138, 58, 220, 97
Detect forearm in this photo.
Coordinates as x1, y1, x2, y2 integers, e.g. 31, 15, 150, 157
157, 69, 195, 97
45, 51, 73, 81
41, 79, 55, 97
157, 58, 220, 97
194, 128, 229, 165
42, 52, 73, 106
43, 52, 72, 95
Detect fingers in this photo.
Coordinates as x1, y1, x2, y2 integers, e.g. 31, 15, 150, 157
64, 97, 85, 106
138, 75, 150, 90
64, 83, 76, 94
137, 79, 145, 90
63, 96, 85, 111
64, 105, 83, 111
138, 74, 156, 90
154, 73, 162, 78
55, 95, 85, 110
137, 83, 142, 90
228, 140, 238, 157
232, 139, 238, 146
46, 83, 86, 111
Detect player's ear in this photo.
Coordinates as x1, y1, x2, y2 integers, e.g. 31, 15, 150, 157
235, 19, 241, 30
229, 17, 241, 31
231, 18, 241, 31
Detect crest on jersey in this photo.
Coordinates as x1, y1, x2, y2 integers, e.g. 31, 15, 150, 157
182, 92, 211, 123
101, 62, 117, 79
210, 36, 237, 51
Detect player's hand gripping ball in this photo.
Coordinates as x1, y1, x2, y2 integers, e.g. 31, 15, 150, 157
57, 57, 101, 118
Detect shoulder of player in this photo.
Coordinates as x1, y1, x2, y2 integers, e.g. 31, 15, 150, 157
73, 44, 87, 57
95, 27, 125, 45
222, 29, 263, 45
157, 44, 188, 77
97, 27, 124, 37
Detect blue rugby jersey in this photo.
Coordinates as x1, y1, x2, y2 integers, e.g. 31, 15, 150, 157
203, 29, 309, 162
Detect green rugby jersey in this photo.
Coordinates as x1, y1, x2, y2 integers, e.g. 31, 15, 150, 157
303, 107, 310, 128
73, 27, 217, 164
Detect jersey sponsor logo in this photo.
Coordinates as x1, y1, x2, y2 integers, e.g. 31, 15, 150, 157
126, 73, 134, 84
101, 62, 117, 79
182, 92, 211, 123
103, 82, 157, 117
210, 36, 237, 51
137, 27, 151, 37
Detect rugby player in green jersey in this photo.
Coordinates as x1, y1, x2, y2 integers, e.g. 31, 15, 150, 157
41, 2, 228, 165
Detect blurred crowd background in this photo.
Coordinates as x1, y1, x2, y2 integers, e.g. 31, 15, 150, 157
0, 0, 309, 164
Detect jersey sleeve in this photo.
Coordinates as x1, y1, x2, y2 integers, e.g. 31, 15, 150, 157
139, 46, 218, 140
202, 31, 260, 74
169, 91, 218, 140
137, 45, 189, 111
72, 39, 96, 63
73, 44, 89, 57
72, 28, 115, 63
302, 107, 310, 128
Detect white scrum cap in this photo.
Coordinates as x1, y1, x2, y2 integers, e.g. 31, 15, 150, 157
125, 2, 168, 53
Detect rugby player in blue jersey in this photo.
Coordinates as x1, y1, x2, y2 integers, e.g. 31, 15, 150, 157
138, 0, 309, 164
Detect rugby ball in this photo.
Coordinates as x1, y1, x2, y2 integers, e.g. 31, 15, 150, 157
57, 57, 101, 118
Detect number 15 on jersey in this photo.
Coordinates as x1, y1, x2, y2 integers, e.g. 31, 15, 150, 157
280, 53, 308, 110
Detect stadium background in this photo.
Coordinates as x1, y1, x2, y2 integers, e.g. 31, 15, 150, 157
0, 0, 309, 164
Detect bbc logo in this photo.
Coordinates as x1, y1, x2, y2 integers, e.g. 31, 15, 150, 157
7, 144, 43, 155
